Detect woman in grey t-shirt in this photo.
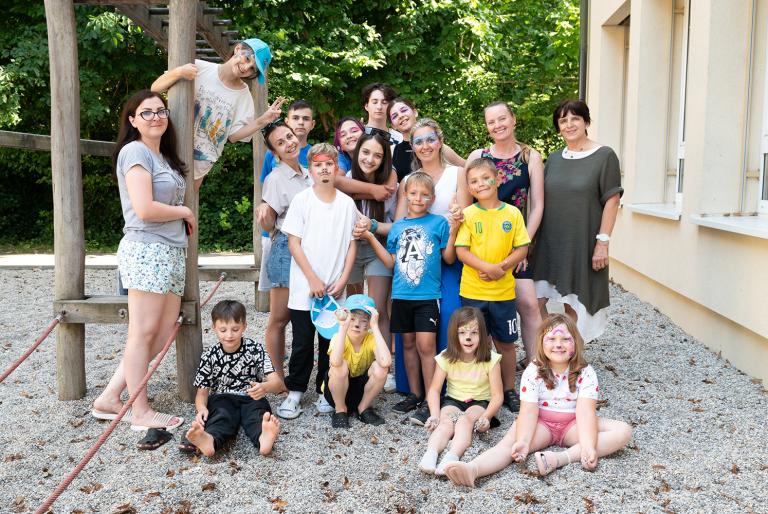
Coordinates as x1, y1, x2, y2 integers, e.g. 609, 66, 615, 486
92, 90, 193, 432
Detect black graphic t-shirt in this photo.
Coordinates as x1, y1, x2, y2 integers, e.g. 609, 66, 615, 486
193, 337, 275, 395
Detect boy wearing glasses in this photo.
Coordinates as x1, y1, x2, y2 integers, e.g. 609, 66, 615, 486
152, 38, 285, 190
361, 172, 458, 416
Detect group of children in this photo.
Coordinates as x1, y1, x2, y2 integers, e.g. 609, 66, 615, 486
136, 37, 632, 484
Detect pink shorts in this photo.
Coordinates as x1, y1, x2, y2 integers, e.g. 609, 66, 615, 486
537, 409, 577, 446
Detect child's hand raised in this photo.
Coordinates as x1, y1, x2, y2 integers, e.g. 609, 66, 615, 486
580, 446, 598, 470
510, 441, 529, 462
367, 306, 380, 326
195, 407, 209, 425
335, 308, 352, 330
247, 381, 267, 400
424, 416, 439, 432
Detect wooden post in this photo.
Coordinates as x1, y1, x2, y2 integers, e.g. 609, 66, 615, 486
168, 0, 201, 402
251, 74, 270, 312
45, 0, 86, 400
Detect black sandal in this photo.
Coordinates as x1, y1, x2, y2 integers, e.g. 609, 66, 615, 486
177, 435, 199, 454
137, 428, 173, 451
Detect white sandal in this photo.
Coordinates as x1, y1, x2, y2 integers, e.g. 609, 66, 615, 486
130, 412, 183, 431
277, 396, 302, 419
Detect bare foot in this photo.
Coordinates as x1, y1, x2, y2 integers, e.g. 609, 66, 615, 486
444, 461, 478, 487
186, 420, 215, 457
534, 451, 560, 476
259, 412, 280, 456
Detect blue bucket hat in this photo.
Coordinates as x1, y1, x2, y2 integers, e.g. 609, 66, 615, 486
344, 294, 375, 314
240, 37, 272, 84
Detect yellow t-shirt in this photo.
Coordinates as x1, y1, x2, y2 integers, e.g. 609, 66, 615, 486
327, 331, 377, 378
434, 351, 502, 402
455, 202, 530, 301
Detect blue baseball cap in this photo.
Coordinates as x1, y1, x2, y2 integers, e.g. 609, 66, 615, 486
241, 38, 272, 84
344, 294, 375, 314
310, 295, 342, 340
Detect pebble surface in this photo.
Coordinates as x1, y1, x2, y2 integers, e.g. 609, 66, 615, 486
0, 268, 766, 513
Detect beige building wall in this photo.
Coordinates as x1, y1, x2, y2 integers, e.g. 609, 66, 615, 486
586, 0, 768, 382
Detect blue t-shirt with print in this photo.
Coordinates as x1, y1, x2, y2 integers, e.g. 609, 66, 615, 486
387, 213, 450, 300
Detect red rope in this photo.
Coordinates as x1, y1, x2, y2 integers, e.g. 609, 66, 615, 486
0, 314, 61, 385
36, 272, 227, 513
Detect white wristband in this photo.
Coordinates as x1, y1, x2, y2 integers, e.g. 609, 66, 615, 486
595, 233, 610, 242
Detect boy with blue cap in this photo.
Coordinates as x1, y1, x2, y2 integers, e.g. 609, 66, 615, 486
151, 38, 285, 190
323, 294, 392, 428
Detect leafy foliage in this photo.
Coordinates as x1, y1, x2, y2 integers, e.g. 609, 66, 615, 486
0, 0, 578, 251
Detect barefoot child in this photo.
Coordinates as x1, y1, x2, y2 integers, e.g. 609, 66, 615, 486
323, 294, 391, 428
362, 172, 459, 418
444, 314, 633, 486
184, 300, 283, 457
418, 307, 503, 475
455, 158, 530, 412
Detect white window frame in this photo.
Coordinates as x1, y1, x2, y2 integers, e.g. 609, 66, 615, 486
674, 0, 691, 205
760, 27, 768, 214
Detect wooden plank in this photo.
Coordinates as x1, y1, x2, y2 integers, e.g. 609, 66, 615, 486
54, 297, 198, 325
0, 130, 115, 157
115, 4, 167, 50
169, 0, 201, 403
198, 265, 259, 282
75, 1, 168, 5
45, 0, 87, 401
251, 75, 270, 312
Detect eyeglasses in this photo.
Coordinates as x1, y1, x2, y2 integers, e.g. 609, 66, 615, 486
137, 109, 170, 121
260, 118, 284, 137
412, 132, 439, 147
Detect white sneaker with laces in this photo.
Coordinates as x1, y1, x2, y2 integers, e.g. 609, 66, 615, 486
315, 395, 334, 414
384, 372, 397, 393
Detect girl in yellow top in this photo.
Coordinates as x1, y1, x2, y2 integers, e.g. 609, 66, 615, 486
418, 307, 503, 475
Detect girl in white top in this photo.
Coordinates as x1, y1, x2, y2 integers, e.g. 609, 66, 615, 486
418, 307, 503, 476
444, 314, 633, 487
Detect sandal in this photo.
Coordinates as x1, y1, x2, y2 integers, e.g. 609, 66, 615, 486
130, 412, 184, 431
137, 428, 173, 451
91, 408, 132, 423
276, 396, 302, 419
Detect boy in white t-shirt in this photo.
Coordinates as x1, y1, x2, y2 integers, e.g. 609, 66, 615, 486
277, 143, 359, 419
151, 38, 285, 190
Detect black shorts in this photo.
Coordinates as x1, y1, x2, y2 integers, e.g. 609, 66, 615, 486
323, 372, 369, 413
512, 264, 534, 280
459, 297, 519, 343
390, 299, 440, 333
441, 396, 501, 428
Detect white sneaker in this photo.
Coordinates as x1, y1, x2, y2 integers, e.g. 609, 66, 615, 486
315, 395, 334, 414
384, 372, 397, 393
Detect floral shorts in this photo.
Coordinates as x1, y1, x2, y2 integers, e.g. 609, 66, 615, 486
118, 239, 186, 296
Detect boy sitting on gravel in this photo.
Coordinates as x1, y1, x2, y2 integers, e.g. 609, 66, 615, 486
323, 294, 392, 428
182, 300, 283, 457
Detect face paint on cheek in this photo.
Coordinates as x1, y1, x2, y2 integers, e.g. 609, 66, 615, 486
485, 177, 497, 186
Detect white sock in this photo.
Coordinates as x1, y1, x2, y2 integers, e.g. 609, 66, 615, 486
287, 391, 302, 403
419, 448, 439, 472
436, 452, 460, 474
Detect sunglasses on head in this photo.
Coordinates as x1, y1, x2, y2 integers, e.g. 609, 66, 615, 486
260, 118, 284, 137
364, 126, 395, 145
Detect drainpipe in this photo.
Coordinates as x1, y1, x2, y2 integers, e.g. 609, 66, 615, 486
579, 0, 589, 101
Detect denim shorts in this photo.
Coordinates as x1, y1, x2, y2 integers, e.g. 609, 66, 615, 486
266, 231, 291, 288
348, 240, 393, 284
117, 239, 185, 296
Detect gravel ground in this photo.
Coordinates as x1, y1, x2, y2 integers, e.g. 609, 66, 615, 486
0, 267, 766, 513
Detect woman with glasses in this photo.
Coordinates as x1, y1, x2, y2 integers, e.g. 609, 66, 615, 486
91, 90, 192, 438
464, 101, 544, 411
389, 118, 470, 424
387, 98, 466, 182
151, 38, 284, 190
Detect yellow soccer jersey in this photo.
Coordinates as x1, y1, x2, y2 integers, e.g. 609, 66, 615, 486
455, 203, 531, 301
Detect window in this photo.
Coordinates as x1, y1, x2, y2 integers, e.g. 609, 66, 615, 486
670, 0, 690, 204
